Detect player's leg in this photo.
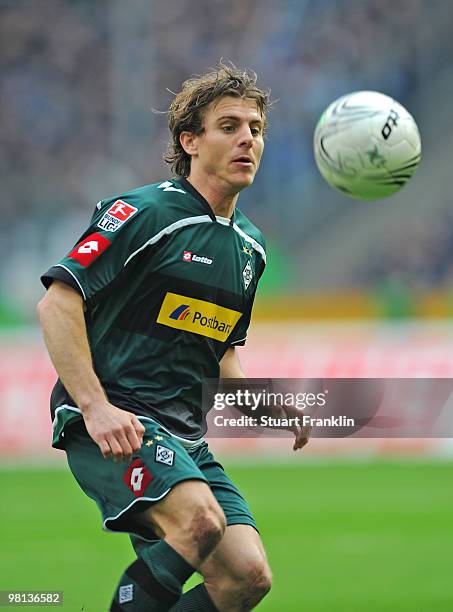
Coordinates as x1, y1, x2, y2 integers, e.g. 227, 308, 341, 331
110, 479, 226, 611
65, 419, 226, 610
173, 524, 271, 612
134, 478, 226, 567
173, 444, 272, 611
202, 524, 271, 611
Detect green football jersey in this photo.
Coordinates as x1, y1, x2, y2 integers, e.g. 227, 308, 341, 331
41, 178, 266, 446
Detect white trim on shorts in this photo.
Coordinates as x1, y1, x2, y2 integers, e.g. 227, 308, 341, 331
53, 405, 205, 449
102, 491, 171, 541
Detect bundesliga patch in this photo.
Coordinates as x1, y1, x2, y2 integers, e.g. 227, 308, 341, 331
98, 199, 138, 232
243, 260, 253, 290
123, 459, 153, 497
119, 585, 134, 604
155, 445, 175, 466
68, 233, 111, 267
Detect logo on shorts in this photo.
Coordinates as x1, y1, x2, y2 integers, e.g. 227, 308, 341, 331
68, 233, 111, 267
119, 585, 134, 604
155, 445, 175, 466
123, 459, 153, 497
98, 199, 138, 232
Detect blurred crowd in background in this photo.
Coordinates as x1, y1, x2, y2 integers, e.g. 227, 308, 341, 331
2, 0, 453, 324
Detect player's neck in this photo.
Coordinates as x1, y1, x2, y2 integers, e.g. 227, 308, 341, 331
186, 174, 239, 219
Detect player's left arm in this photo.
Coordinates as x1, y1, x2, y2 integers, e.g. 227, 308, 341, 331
219, 346, 247, 379
219, 347, 311, 451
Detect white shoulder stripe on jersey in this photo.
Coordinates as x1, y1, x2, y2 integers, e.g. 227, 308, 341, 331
214, 215, 266, 262
232, 223, 266, 263
124, 215, 213, 267
53, 265, 87, 301
215, 216, 230, 225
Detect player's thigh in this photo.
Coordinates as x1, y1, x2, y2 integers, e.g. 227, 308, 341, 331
64, 418, 210, 541
190, 443, 258, 532
200, 524, 271, 586
189, 445, 270, 583
136, 478, 225, 536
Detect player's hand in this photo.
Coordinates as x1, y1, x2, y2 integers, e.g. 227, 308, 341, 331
82, 401, 145, 462
292, 417, 312, 451
278, 404, 312, 452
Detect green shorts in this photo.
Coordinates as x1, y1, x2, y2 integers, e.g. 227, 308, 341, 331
65, 418, 256, 541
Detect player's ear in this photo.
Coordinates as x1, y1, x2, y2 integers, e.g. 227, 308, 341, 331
179, 131, 198, 156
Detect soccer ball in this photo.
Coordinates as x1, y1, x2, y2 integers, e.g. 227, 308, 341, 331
313, 90, 421, 200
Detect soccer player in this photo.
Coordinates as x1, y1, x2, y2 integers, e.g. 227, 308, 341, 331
37, 63, 310, 611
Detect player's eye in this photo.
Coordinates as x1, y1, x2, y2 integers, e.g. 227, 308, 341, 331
222, 125, 235, 133
251, 127, 261, 136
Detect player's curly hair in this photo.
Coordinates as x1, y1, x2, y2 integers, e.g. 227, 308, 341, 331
164, 61, 270, 177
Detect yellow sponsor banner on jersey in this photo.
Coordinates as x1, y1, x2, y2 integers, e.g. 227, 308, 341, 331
157, 292, 242, 342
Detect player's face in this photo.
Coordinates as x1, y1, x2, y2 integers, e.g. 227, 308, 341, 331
190, 96, 265, 193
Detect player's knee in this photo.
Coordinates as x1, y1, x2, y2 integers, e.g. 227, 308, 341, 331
188, 506, 226, 560
238, 558, 272, 606
214, 557, 271, 608
150, 482, 226, 561
255, 564, 272, 600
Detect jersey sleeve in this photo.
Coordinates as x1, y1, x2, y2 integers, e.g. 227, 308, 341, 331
41, 197, 155, 302
228, 299, 254, 346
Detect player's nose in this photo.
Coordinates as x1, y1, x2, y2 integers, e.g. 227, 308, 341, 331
237, 125, 254, 147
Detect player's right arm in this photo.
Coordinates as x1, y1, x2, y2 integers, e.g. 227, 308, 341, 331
37, 280, 144, 461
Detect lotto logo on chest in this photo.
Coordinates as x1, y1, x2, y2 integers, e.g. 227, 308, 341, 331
98, 200, 138, 232
183, 250, 213, 265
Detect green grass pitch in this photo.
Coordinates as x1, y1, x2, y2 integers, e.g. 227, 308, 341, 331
1, 460, 452, 611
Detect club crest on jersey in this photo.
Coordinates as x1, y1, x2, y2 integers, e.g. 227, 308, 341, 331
183, 250, 213, 265
243, 260, 253, 290
98, 200, 138, 232
68, 232, 111, 267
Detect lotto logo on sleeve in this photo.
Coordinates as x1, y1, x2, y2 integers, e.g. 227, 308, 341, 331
68, 233, 111, 267
98, 199, 138, 232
